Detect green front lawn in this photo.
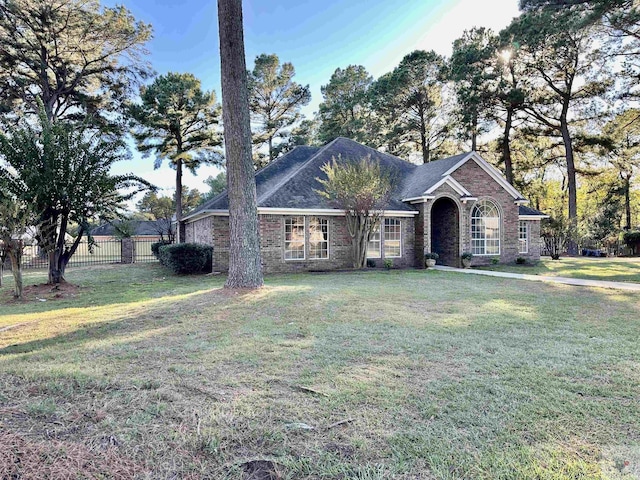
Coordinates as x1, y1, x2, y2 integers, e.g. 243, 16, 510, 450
1, 265, 639, 479
478, 256, 640, 283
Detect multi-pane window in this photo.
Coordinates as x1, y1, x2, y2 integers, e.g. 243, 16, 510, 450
284, 216, 305, 260
519, 221, 528, 254
471, 201, 500, 255
367, 224, 381, 258
384, 218, 402, 257
309, 217, 329, 259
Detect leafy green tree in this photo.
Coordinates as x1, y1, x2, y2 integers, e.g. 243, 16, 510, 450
272, 118, 321, 157
371, 50, 451, 163
129, 72, 223, 242
505, 9, 611, 253
519, 1, 640, 99
449, 27, 498, 151
601, 109, 640, 230
0, 0, 152, 130
316, 156, 393, 268
136, 187, 202, 242
248, 54, 311, 165
218, 0, 264, 288
202, 172, 227, 200
318, 65, 380, 146
0, 111, 150, 284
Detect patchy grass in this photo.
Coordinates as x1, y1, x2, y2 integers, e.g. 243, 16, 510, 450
478, 256, 640, 283
1, 264, 639, 479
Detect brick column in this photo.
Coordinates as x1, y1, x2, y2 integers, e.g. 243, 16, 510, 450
121, 238, 135, 264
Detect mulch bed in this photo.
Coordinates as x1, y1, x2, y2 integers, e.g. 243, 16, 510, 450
0, 282, 81, 305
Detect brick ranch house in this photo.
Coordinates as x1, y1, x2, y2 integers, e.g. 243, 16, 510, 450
183, 137, 548, 273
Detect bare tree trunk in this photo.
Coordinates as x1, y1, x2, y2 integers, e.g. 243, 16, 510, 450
49, 250, 63, 284
502, 108, 514, 185
623, 174, 631, 230
218, 0, 263, 289
7, 240, 23, 299
0, 250, 4, 288
175, 158, 184, 243
419, 105, 429, 163
560, 115, 578, 255
471, 111, 478, 151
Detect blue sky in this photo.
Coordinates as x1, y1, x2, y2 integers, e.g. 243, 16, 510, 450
108, 0, 521, 200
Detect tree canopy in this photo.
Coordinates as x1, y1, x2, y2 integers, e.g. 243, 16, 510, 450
0, 0, 152, 130
248, 53, 311, 166
129, 72, 223, 241
318, 65, 379, 146
0, 110, 150, 284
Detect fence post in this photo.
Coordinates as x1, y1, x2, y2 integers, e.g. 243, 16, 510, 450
121, 238, 135, 264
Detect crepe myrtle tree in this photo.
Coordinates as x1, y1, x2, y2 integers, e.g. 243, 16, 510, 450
0, 193, 32, 299
0, 109, 152, 285
317, 155, 394, 268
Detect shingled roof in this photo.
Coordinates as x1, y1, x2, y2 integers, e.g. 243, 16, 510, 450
518, 205, 548, 217
91, 220, 167, 236
184, 137, 533, 220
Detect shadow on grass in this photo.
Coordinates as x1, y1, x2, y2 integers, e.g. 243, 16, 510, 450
0, 287, 232, 356
0, 263, 227, 320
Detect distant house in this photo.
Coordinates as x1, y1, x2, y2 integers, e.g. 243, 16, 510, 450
91, 220, 171, 242
183, 137, 548, 273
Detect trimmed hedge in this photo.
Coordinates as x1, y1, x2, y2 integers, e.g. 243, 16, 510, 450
151, 240, 172, 259
158, 243, 213, 274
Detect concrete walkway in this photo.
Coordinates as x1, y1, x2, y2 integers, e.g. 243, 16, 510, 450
434, 265, 640, 292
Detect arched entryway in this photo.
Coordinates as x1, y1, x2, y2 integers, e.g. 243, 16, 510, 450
430, 197, 460, 267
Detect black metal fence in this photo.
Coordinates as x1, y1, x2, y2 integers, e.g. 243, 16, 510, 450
15, 238, 159, 270
132, 238, 158, 263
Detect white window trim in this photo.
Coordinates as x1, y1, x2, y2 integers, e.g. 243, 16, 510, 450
367, 223, 381, 259
309, 216, 330, 260
284, 216, 306, 261
383, 218, 402, 258
471, 200, 501, 256
519, 221, 529, 254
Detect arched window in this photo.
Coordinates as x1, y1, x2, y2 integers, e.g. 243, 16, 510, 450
471, 200, 500, 255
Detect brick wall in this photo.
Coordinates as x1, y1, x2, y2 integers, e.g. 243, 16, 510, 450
185, 213, 416, 273
450, 160, 521, 265
121, 238, 135, 264
519, 219, 541, 261
184, 223, 195, 242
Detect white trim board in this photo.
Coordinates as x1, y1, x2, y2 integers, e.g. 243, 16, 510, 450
424, 175, 472, 196
519, 215, 549, 220
184, 207, 419, 223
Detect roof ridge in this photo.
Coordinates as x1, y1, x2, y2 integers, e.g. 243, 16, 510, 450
335, 136, 415, 164
258, 138, 339, 205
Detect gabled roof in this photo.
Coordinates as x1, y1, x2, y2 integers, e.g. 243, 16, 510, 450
183, 138, 532, 221
185, 138, 418, 220
401, 151, 526, 202
400, 153, 470, 200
